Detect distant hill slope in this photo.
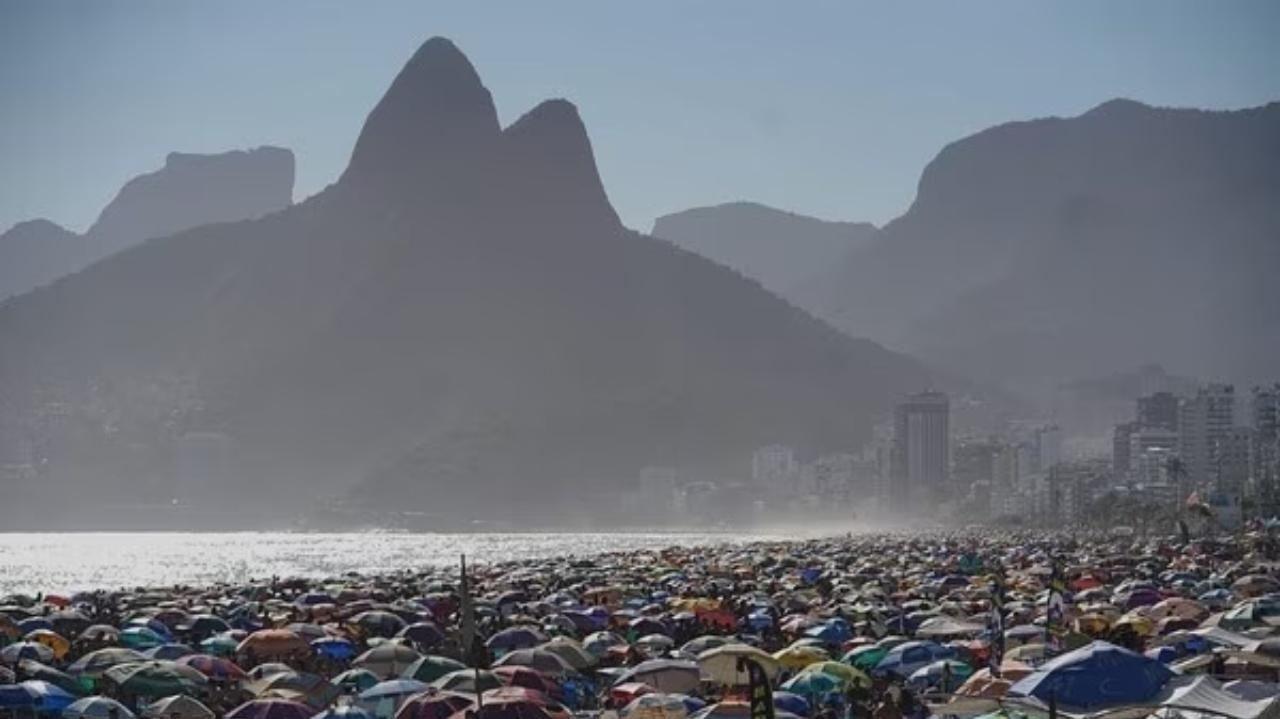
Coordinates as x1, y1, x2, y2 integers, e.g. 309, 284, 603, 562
651, 202, 877, 299
800, 99, 1280, 390
0, 38, 934, 526
0, 147, 294, 299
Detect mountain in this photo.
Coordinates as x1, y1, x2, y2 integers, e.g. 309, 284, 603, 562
0, 38, 934, 527
801, 99, 1280, 393
651, 202, 877, 299
0, 147, 294, 299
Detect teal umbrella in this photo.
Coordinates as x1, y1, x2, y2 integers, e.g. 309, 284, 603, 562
199, 635, 239, 657
401, 656, 465, 683
332, 668, 381, 694
780, 671, 842, 697
120, 628, 166, 650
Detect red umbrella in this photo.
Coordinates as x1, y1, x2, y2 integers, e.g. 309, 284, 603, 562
178, 654, 248, 681
395, 691, 474, 719
492, 667, 560, 697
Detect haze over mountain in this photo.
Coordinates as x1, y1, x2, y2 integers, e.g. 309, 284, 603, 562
651, 203, 876, 300
0, 148, 294, 299
0, 38, 936, 528
668, 101, 1280, 396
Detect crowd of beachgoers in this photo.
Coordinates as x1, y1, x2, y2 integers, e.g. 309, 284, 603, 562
3, 526, 1280, 719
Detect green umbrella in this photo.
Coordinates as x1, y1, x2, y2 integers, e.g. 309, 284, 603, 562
200, 635, 239, 657
401, 655, 465, 683
332, 669, 381, 694
842, 646, 887, 671
105, 662, 207, 697
780, 671, 842, 696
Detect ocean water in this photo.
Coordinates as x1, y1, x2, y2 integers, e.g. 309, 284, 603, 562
0, 531, 765, 596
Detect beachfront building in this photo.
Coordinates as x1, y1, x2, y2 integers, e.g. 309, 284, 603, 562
891, 390, 950, 504
1177, 383, 1235, 490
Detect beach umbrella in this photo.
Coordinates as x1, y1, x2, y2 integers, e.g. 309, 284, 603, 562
0, 680, 77, 713
176, 654, 248, 682
18, 618, 54, 635
802, 661, 870, 688
145, 644, 195, 661
621, 694, 688, 719
490, 667, 558, 697
351, 613, 407, 640
103, 662, 207, 697
248, 663, 296, 681
357, 679, 429, 719
141, 695, 216, 719
76, 626, 121, 646
444, 702, 549, 719
780, 672, 841, 697
26, 630, 71, 660
431, 670, 502, 695
840, 646, 886, 671
696, 644, 779, 686
314, 705, 376, 719
772, 645, 829, 670
239, 630, 311, 660
312, 637, 358, 662
2, 641, 56, 665
178, 616, 230, 638
487, 628, 546, 653
1005, 644, 1046, 663
614, 660, 700, 695
68, 649, 148, 679
401, 656, 465, 684
354, 644, 422, 680
199, 634, 239, 657
0, 667, 14, 684
770, 693, 809, 718
906, 660, 973, 692
226, 698, 315, 719
538, 638, 596, 671
492, 649, 574, 676
679, 636, 732, 658
581, 632, 626, 657
333, 669, 381, 694
62, 696, 136, 719
688, 701, 802, 719
120, 628, 167, 650
394, 690, 473, 719
17, 660, 84, 697
396, 623, 444, 649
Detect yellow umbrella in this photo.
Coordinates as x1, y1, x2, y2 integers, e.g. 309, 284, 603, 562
1114, 613, 1155, 637
802, 661, 871, 689
772, 645, 830, 670
26, 629, 71, 660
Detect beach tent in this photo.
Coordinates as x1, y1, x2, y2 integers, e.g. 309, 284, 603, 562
1151, 676, 1280, 719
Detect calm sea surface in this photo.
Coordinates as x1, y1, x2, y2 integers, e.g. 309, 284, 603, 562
0, 531, 771, 595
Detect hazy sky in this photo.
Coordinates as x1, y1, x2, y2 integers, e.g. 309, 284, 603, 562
2, 1, 1277, 235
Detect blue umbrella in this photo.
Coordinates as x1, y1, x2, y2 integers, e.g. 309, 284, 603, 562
145, 644, 195, 661
772, 692, 810, 717
312, 638, 357, 661
0, 680, 77, 713
17, 618, 54, 635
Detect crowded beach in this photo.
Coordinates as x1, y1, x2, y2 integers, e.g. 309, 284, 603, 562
3, 527, 1280, 719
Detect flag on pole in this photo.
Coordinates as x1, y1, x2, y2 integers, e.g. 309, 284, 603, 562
988, 571, 1005, 676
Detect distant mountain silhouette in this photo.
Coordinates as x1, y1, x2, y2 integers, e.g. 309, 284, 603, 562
0, 38, 933, 526
0, 147, 294, 299
651, 202, 876, 300
799, 99, 1280, 391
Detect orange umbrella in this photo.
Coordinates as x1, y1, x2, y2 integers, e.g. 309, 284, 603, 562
237, 630, 311, 660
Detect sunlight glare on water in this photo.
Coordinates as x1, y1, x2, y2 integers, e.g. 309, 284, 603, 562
0, 531, 763, 595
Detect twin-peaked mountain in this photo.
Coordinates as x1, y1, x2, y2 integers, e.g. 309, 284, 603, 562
0, 147, 294, 299
0, 38, 933, 524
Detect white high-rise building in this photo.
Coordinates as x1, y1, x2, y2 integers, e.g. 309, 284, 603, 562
1178, 384, 1235, 490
